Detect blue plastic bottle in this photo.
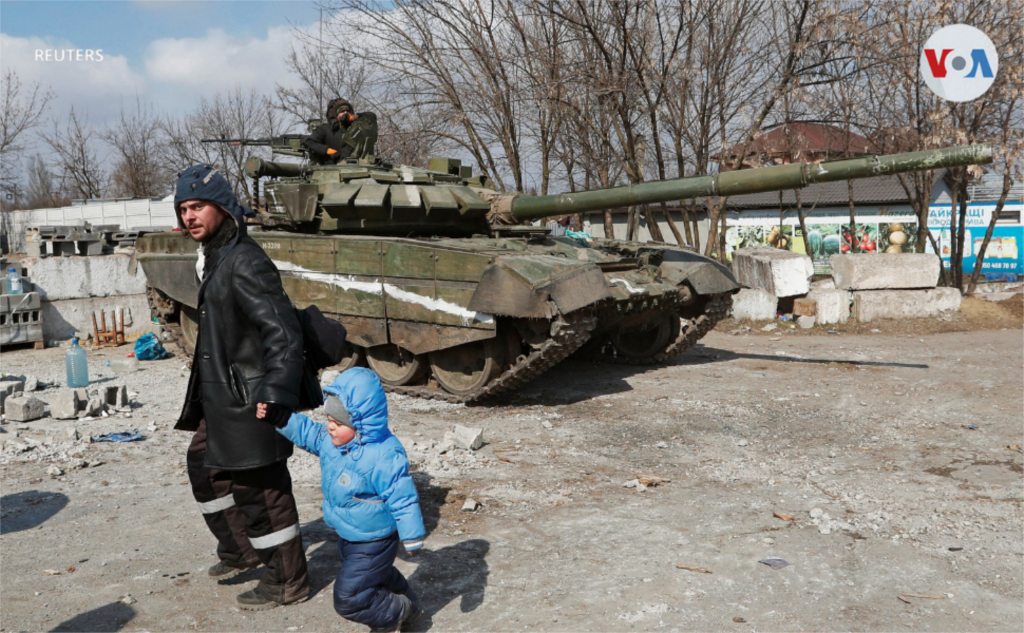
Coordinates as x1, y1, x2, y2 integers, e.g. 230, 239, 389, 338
66, 338, 90, 388
6, 268, 24, 294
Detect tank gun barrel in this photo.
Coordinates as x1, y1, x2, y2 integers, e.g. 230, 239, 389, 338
510, 144, 993, 222
243, 156, 305, 179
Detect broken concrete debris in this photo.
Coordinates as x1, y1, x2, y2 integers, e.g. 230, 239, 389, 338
445, 424, 484, 451
797, 315, 816, 329
5, 395, 46, 422
50, 390, 83, 420
461, 498, 479, 512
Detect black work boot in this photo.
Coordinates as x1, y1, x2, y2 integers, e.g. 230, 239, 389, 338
208, 558, 260, 580
236, 581, 310, 611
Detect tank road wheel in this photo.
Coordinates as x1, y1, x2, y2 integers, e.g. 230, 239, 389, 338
178, 305, 199, 357
330, 343, 366, 373
429, 338, 504, 397
367, 344, 427, 386
608, 312, 680, 361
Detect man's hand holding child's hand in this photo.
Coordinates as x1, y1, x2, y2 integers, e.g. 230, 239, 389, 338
256, 402, 291, 428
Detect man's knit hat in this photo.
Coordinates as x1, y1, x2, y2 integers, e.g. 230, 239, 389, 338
174, 164, 254, 222
324, 395, 353, 429
326, 98, 353, 119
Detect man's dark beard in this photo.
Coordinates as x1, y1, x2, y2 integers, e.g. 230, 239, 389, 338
203, 216, 237, 260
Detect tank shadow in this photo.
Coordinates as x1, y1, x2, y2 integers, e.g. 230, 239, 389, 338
48, 601, 136, 632
1, 490, 69, 534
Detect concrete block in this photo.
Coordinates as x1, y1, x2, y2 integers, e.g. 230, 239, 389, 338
79, 396, 105, 418
830, 253, 940, 290
101, 385, 129, 409
797, 315, 816, 329
0, 380, 26, 414
445, 424, 484, 450
733, 247, 813, 297
731, 288, 777, 321
0, 292, 41, 312
41, 294, 158, 341
852, 288, 962, 322
6, 395, 45, 422
807, 289, 851, 325
793, 298, 816, 317
50, 390, 83, 420
24, 255, 147, 301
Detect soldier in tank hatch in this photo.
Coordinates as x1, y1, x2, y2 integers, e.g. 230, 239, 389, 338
303, 97, 378, 164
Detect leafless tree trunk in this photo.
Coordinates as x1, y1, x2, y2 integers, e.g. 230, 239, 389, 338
40, 108, 106, 200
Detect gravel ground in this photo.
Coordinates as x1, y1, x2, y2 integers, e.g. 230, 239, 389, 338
1, 324, 1021, 632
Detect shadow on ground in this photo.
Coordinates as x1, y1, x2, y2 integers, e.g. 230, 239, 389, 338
49, 601, 135, 632
1, 491, 69, 534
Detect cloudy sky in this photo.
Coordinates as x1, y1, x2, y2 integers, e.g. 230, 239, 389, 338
1, 0, 323, 126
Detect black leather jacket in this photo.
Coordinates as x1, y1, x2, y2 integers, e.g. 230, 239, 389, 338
175, 220, 303, 470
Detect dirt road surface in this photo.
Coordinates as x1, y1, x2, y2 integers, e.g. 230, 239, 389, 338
1, 327, 1021, 632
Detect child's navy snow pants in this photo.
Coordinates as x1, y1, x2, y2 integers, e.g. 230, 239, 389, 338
333, 532, 414, 630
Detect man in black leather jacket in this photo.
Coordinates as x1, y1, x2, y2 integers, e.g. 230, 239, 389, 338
173, 164, 310, 610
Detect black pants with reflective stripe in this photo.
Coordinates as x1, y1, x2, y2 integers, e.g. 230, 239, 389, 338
187, 419, 309, 601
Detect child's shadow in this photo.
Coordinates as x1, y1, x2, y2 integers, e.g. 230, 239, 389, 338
399, 538, 490, 631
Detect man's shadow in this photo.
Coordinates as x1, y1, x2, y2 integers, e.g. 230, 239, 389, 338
300, 472, 490, 628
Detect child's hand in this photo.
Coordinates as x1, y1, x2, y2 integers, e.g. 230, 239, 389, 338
256, 403, 267, 419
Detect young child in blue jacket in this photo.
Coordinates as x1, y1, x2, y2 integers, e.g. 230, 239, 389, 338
260, 368, 426, 632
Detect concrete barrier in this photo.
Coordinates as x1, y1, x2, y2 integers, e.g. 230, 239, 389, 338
852, 287, 961, 322
830, 253, 940, 290
807, 289, 851, 325
23, 255, 147, 301
731, 288, 777, 320
733, 247, 813, 297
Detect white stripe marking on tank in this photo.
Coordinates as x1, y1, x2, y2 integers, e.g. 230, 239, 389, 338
272, 260, 494, 325
609, 278, 646, 295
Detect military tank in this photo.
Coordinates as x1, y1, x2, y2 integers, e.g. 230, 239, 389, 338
134, 125, 992, 402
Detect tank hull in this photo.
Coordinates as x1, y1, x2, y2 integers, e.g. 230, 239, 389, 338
136, 230, 737, 401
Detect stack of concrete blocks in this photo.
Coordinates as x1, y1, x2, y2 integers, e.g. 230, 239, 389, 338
25, 223, 119, 258
730, 247, 814, 321
830, 253, 958, 322
1, 258, 44, 348
22, 254, 159, 342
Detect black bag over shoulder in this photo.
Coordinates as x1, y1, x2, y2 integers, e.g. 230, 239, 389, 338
295, 305, 348, 410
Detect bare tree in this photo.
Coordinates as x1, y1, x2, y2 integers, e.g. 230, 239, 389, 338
163, 89, 285, 205
40, 107, 106, 200
24, 155, 68, 209
0, 69, 54, 206
103, 97, 171, 198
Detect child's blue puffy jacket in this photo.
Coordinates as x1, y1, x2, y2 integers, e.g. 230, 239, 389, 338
277, 368, 425, 550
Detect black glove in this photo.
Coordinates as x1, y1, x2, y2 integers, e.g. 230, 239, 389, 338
261, 403, 292, 428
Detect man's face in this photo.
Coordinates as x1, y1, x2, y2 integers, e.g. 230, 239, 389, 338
179, 199, 227, 243
336, 109, 354, 125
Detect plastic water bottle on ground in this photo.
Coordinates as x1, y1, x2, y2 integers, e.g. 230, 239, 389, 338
6, 268, 24, 294
66, 338, 90, 388
110, 352, 139, 374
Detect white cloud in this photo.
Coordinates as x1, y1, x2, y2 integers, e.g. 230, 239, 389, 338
144, 25, 298, 92
1, 33, 148, 124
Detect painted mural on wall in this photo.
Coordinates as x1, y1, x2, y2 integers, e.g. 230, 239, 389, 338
724, 202, 1022, 280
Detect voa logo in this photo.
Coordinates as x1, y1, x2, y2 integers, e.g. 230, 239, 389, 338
921, 24, 998, 102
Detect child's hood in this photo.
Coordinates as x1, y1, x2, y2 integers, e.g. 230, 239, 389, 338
322, 367, 390, 444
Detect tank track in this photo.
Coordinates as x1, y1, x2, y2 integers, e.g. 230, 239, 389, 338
146, 287, 190, 355
384, 310, 597, 403
581, 292, 733, 366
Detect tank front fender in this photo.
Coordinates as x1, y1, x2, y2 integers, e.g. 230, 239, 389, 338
467, 256, 612, 318
658, 250, 739, 295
